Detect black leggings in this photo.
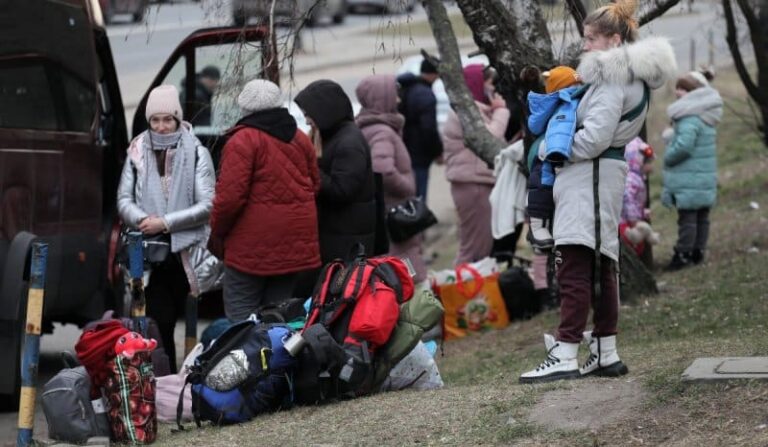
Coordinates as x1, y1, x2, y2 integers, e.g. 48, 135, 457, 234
675, 208, 710, 252
145, 254, 188, 374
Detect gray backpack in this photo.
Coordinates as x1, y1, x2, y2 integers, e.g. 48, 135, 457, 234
41, 366, 110, 443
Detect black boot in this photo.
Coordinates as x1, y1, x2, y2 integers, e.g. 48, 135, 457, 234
691, 249, 704, 265
666, 249, 692, 271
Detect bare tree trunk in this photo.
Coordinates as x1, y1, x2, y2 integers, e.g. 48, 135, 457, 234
723, 0, 768, 145
455, 0, 554, 103
639, 0, 684, 26
620, 241, 659, 303
565, 0, 587, 36
422, 0, 506, 166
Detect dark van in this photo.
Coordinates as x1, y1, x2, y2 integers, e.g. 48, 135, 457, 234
0, 0, 277, 404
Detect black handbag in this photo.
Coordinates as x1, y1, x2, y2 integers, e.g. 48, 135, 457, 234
386, 197, 438, 243
118, 231, 171, 267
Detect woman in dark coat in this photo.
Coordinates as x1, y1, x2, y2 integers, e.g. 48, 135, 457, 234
295, 80, 377, 263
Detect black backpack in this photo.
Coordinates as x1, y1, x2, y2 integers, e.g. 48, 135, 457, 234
497, 259, 540, 321
176, 320, 297, 428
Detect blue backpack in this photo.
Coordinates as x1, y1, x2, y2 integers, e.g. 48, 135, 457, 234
176, 319, 297, 428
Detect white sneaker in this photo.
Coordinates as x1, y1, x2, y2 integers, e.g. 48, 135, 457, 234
527, 218, 554, 250
579, 331, 629, 377
519, 334, 581, 383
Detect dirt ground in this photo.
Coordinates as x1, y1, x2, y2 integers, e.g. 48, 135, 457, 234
527, 379, 646, 432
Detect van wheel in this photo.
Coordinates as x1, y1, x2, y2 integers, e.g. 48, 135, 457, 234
332, 12, 344, 24
0, 283, 26, 411
0, 232, 34, 412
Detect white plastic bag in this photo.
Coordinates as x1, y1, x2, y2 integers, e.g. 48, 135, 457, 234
429, 256, 501, 286
381, 341, 444, 392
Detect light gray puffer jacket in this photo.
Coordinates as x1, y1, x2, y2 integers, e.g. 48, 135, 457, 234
117, 124, 220, 296
550, 37, 677, 261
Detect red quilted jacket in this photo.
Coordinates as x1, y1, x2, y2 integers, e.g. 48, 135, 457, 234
211, 125, 321, 275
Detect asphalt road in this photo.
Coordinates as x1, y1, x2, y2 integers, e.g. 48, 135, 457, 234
0, 0, 741, 444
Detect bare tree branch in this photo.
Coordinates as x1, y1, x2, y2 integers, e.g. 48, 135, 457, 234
423, 0, 505, 166
639, 0, 683, 26
723, 0, 764, 104
735, 0, 768, 71
564, 0, 586, 36
735, 0, 760, 29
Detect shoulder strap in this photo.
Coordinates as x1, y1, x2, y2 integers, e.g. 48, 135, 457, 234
620, 83, 650, 123
527, 135, 545, 173
570, 83, 591, 100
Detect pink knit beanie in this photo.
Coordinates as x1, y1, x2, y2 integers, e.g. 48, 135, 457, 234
145, 85, 183, 122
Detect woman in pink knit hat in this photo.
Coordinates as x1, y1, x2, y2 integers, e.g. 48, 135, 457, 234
117, 84, 216, 373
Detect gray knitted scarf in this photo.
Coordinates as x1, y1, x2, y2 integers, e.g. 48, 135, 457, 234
140, 127, 204, 252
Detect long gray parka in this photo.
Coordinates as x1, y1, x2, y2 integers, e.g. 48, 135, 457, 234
548, 37, 677, 261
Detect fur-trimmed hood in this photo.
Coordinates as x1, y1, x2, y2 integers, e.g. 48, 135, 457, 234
577, 37, 677, 89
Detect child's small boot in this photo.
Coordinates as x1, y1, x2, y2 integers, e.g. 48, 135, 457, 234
527, 217, 554, 250
665, 248, 692, 271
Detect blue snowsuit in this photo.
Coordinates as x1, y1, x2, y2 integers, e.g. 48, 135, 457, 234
526, 86, 582, 219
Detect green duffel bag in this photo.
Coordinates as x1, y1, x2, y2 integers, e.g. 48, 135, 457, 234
368, 287, 444, 392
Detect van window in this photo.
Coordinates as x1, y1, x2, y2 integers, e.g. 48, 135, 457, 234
0, 62, 95, 132
189, 42, 265, 134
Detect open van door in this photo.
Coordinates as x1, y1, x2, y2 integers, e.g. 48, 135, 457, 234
132, 26, 279, 168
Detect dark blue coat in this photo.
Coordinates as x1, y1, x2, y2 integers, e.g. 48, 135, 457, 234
396, 73, 443, 167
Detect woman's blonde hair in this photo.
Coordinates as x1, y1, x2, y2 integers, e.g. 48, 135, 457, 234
583, 0, 639, 43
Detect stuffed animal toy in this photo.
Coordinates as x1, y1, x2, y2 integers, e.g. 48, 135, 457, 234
114, 331, 158, 359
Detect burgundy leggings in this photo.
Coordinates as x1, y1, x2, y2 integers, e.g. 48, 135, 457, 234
555, 245, 619, 343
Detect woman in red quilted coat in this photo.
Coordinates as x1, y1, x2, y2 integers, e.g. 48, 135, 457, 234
210, 79, 321, 322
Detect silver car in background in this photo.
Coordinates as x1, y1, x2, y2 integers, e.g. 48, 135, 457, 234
232, 0, 347, 27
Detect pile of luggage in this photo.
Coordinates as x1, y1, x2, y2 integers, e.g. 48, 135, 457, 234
41, 249, 444, 444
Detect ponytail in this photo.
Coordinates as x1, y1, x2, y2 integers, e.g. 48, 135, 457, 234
584, 0, 639, 43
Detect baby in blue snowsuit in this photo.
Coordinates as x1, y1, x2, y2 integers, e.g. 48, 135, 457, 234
526, 66, 584, 250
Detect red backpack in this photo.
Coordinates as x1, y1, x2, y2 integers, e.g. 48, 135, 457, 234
294, 246, 414, 403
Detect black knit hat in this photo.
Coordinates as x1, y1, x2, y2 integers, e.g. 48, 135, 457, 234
420, 58, 438, 74
201, 65, 221, 80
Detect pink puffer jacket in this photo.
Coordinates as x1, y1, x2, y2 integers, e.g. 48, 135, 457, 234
442, 101, 509, 184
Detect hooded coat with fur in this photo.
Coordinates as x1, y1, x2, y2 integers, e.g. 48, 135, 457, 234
551, 37, 677, 261
662, 86, 723, 210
